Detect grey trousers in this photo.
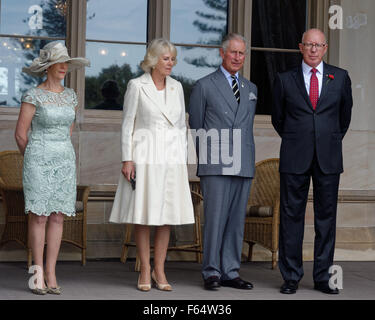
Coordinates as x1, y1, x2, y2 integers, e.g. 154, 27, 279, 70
200, 175, 252, 280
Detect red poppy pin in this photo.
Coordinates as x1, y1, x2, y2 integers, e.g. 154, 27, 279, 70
326, 74, 334, 84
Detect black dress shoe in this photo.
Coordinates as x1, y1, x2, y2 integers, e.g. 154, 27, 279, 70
280, 280, 298, 294
220, 277, 253, 290
204, 276, 221, 290
314, 282, 339, 294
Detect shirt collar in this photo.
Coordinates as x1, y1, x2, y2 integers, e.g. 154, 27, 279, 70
302, 60, 323, 75
220, 65, 239, 81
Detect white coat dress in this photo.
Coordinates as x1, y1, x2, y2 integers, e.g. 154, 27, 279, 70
109, 73, 195, 226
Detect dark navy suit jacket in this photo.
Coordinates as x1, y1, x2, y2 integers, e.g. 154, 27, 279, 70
272, 62, 353, 174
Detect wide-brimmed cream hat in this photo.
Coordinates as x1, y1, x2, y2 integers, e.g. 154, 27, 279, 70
22, 41, 90, 77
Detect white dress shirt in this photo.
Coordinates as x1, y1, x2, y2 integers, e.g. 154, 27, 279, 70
302, 60, 323, 96
220, 65, 239, 88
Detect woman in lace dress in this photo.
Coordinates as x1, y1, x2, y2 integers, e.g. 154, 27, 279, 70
15, 41, 89, 295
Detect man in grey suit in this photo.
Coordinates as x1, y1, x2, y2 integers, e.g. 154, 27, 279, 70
189, 33, 257, 290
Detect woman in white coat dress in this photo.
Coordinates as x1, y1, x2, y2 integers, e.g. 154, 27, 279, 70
109, 39, 194, 291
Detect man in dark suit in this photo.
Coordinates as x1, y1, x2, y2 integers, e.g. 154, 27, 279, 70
189, 34, 257, 290
272, 28, 353, 294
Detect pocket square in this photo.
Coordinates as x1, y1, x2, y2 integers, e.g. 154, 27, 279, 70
249, 92, 257, 100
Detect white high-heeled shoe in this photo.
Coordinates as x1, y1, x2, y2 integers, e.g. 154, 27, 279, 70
137, 274, 151, 292
151, 270, 173, 291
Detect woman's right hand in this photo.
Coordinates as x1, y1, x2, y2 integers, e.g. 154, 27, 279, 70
121, 161, 135, 182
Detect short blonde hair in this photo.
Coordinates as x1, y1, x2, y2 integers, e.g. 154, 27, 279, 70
140, 38, 177, 73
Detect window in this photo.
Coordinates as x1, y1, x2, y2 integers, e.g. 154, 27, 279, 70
0, 0, 66, 107
170, 0, 228, 108
250, 0, 307, 115
0, 0, 313, 114
84, 0, 147, 110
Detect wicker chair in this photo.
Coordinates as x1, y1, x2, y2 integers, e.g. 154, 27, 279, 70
243, 158, 280, 269
0, 151, 30, 263
121, 181, 203, 271
62, 185, 90, 266
0, 150, 90, 266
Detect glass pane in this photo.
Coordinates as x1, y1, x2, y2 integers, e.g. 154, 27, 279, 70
251, 0, 306, 49
170, 0, 228, 45
0, 0, 66, 37
85, 42, 146, 109
86, 0, 147, 42
0, 38, 58, 107
250, 51, 302, 115
172, 46, 222, 108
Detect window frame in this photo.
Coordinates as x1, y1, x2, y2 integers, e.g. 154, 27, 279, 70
244, 0, 308, 116
0, 0, 337, 130
229, 0, 334, 125
0, 0, 67, 112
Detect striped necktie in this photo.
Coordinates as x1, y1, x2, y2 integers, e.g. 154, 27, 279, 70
231, 75, 240, 104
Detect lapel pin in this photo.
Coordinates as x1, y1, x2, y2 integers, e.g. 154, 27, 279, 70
325, 74, 334, 85
241, 83, 244, 88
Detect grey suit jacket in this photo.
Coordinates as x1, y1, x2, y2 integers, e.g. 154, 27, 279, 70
188, 68, 257, 177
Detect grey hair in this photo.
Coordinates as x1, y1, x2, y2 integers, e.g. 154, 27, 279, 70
140, 38, 177, 73
301, 28, 327, 44
221, 33, 248, 53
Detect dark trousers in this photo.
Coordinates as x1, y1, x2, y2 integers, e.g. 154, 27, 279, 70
278, 156, 340, 283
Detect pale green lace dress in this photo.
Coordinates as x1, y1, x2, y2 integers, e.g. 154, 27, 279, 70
21, 87, 77, 216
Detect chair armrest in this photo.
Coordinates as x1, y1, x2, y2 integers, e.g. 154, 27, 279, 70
0, 185, 23, 192
272, 198, 280, 222
76, 185, 90, 203
191, 190, 203, 201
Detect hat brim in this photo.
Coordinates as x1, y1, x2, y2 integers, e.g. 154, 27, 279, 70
22, 57, 90, 77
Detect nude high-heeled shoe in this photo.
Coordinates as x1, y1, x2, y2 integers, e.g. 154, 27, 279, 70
30, 276, 48, 295
44, 276, 62, 295
151, 270, 173, 291
46, 285, 62, 295
137, 274, 151, 292
30, 286, 48, 295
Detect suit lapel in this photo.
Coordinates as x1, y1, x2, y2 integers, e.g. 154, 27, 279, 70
140, 72, 159, 106
292, 65, 314, 111
140, 73, 176, 125
165, 76, 179, 124
316, 63, 333, 110
211, 69, 238, 115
